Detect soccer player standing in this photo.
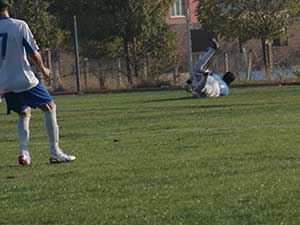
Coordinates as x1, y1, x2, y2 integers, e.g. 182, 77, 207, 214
0, 0, 76, 165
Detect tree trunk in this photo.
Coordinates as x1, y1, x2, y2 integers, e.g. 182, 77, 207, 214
132, 37, 139, 77
261, 39, 273, 80
98, 68, 105, 90
173, 67, 178, 85
124, 39, 133, 87
83, 58, 89, 90
117, 58, 122, 89
224, 53, 229, 72
143, 53, 148, 80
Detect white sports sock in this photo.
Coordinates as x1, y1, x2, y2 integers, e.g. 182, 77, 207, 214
44, 109, 61, 156
17, 114, 31, 156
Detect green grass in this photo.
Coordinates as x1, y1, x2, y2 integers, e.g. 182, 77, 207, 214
1, 87, 300, 225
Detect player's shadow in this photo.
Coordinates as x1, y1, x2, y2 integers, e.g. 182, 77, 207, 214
0, 164, 21, 171
145, 98, 284, 109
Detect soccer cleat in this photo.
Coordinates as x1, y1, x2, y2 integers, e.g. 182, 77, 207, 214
18, 154, 31, 166
49, 152, 76, 164
212, 38, 220, 50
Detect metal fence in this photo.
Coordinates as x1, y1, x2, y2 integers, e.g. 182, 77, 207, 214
44, 16, 300, 93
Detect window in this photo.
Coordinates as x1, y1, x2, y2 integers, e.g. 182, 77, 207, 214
170, 0, 186, 17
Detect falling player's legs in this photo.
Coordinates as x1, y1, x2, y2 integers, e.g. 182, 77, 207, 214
194, 48, 216, 72
189, 47, 216, 82
184, 47, 216, 93
185, 39, 219, 88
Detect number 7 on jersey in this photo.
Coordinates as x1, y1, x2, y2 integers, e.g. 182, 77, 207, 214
0, 33, 8, 60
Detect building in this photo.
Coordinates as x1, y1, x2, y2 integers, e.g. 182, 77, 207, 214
165, 0, 214, 55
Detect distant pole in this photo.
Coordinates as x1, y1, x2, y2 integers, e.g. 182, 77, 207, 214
45, 48, 52, 87
83, 58, 89, 90
46, 48, 53, 72
247, 51, 253, 80
185, 1, 193, 76
118, 58, 122, 89
73, 15, 81, 93
225, 53, 229, 72
46, 48, 53, 88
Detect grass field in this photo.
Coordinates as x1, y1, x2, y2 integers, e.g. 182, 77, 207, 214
1, 87, 300, 225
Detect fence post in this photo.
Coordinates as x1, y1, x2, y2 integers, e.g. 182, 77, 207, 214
224, 53, 229, 72
73, 15, 81, 93
47, 48, 53, 88
117, 58, 122, 89
185, 2, 193, 77
83, 58, 89, 90
247, 51, 253, 80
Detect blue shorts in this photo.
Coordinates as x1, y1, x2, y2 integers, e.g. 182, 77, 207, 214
4, 82, 53, 114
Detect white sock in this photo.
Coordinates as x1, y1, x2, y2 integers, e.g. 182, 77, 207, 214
44, 109, 61, 156
17, 114, 31, 156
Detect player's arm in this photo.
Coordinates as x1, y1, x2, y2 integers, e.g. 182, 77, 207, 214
183, 78, 193, 93
29, 51, 51, 77
21, 22, 51, 77
194, 72, 209, 94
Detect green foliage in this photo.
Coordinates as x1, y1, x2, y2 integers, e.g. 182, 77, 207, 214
10, 0, 66, 50
197, 0, 300, 42
50, 0, 178, 80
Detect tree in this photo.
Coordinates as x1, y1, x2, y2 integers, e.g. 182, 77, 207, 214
10, 0, 66, 50
50, 0, 177, 87
196, 0, 300, 79
120, 0, 177, 84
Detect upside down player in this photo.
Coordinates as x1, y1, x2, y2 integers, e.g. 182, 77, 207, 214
184, 39, 236, 98
0, 0, 75, 165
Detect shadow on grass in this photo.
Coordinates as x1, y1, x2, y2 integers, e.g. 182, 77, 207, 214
144, 97, 196, 103
0, 165, 20, 170
145, 98, 287, 111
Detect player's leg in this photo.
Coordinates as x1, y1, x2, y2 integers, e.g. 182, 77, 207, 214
39, 102, 59, 155
193, 48, 216, 74
18, 107, 31, 156
3, 91, 33, 165
17, 82, 75, 163
195, 39, 219, 72
17, 107, 32, 165
39, 102, 76, 163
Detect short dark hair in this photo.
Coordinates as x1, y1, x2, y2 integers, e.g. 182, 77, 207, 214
0, 0, 10, 12
222, 72, 235, 85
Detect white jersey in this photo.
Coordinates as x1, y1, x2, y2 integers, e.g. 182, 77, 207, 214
0, 17, 39, 93
193, 75, 220, 97
202, 76, 221, 97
